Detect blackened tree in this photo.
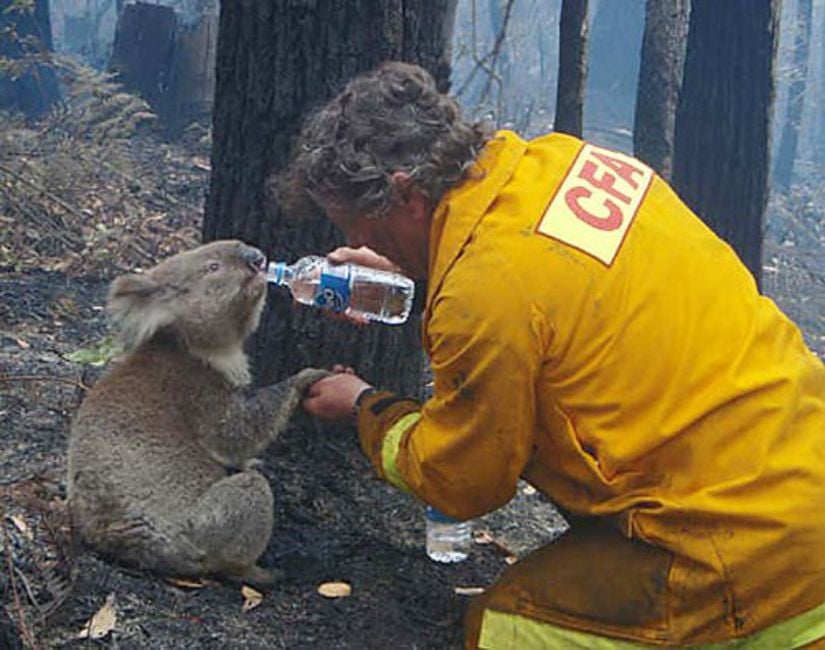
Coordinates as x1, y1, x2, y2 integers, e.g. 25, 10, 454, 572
554, 0, 588, 136
0, 0, 59, 117
633, 0, 690, 180
672, 0, 780, 287
204, 1, 458, 392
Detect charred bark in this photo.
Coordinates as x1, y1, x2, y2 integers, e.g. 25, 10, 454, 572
554, 0, 588, 137
633, 0, 690, 180
109, 3, 177, 115
672, 0, 780, 287
167, 13, 218, 128
0, 0, 59, 118
205, 1, 458, 393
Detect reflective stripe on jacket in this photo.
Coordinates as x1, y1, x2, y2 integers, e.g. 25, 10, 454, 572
357, 130, 825, 644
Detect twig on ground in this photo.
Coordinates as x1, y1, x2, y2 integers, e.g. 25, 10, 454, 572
0, 163, 86, 248
13, 566, 42, 615
1, 506, 42, 650
0, 181, 83, 252
0, 374, 90, 392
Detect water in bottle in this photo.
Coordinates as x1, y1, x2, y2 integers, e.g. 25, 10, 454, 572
266, 255, 415, 325
425, 506, 472, 563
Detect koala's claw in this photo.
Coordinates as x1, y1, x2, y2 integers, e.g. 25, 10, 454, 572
291, 367, 332, 392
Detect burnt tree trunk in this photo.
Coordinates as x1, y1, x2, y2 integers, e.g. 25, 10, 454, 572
167, 13, 218, 128
633, 0, 690, 180
773, 0, 812, 191
109, 3, 177, 115
672, 0, 780, 287
204, 1, 458, 392
0, 0, 59, 118
554, 0, 588, 137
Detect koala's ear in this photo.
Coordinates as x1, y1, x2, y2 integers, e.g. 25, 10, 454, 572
109, 273, 161, 300
107, 273, 173, 351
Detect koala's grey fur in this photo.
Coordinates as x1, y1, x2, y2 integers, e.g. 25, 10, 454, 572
68, 240, 328, 586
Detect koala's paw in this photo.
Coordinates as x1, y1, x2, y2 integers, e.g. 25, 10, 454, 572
242, 458, 265, 471
223, 564, 285, 588
290, 367, 332, 393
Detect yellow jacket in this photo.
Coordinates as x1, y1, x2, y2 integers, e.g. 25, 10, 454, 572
357, 131, 825, 643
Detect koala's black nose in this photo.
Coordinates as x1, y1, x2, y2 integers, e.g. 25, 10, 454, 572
242, 246, 266, 270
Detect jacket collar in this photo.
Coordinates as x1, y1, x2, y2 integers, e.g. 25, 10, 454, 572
425, 130, 527, 315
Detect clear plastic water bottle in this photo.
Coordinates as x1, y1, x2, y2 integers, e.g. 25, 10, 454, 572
425, 506, 472, 563
266, 255, 415, 325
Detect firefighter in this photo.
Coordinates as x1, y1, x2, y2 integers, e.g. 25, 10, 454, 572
279, 61, 825, 648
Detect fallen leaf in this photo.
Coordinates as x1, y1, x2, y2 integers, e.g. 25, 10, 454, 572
191, 157, 211, 172
64, 338, 121, 366
472, 530, 520, 562
78, 593, 117, 640
241, 585, 263, 612
165, 577, 207, 589
317, 581, 352, 598
473, 530, 495, 545
8, 514, 32, 540
454, 586, 485, 596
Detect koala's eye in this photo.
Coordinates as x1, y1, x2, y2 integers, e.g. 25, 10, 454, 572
207, 261, 221, 273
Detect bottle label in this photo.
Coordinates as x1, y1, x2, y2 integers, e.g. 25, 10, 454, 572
425, 506, 461, 524
315, 266, 351, 313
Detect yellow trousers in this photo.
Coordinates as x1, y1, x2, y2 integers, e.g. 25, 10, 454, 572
465, 521, 825, 649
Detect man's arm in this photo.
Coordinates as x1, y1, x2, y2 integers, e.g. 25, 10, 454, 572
358, 260, 543, 520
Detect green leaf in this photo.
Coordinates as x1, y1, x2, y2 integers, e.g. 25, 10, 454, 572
64, 337, 121, 366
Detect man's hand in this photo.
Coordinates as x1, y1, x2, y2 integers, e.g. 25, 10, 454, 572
302, 372, 372, 422
327, 246, 402, 274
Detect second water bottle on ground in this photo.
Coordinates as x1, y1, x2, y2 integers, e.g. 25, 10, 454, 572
425, 506, 472, 563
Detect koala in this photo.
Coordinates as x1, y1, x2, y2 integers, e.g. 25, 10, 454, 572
68, 240, 329, 586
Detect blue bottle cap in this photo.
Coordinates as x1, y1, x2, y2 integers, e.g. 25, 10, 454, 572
267, 261, 286, 285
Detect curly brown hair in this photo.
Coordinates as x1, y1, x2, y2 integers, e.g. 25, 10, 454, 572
276, 61, 491, 220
